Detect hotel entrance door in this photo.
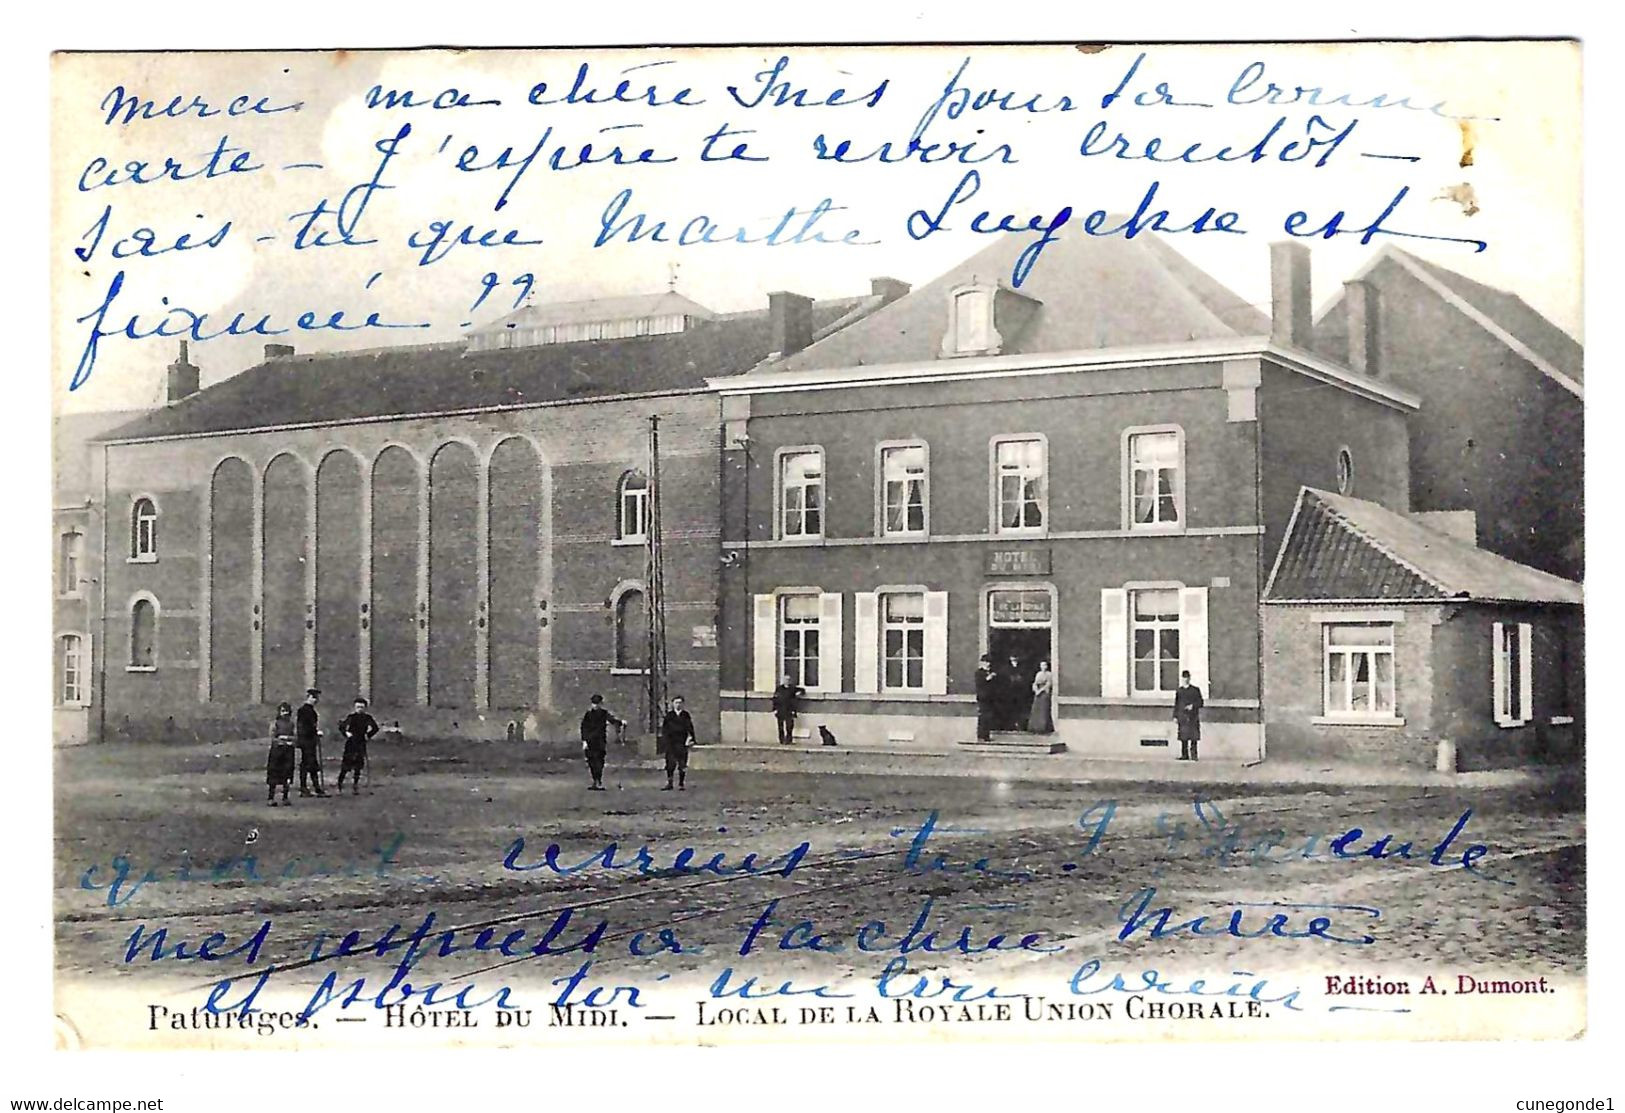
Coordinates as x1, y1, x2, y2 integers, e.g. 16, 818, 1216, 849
986, 587, 1054, 731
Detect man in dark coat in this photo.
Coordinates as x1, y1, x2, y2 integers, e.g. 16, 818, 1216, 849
974, 655, 997, 741
1174, 670, 1204, 761
771, 673, 805, 745
295, 689, 326, 797
579, 694, 624, 791
661, 695, 697, 790
336, 697, 379, 795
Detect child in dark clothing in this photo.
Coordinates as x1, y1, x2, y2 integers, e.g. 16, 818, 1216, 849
660, 695, 697, 791
337, 697, 379, 795
266, 702, 296, 806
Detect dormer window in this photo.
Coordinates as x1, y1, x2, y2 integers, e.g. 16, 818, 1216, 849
943, 283, 1001, 357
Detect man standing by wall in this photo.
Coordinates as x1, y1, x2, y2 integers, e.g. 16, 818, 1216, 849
772, 673, 804, 745
1175, 670, 1204, 762
296, 689, 326, 796
580, 694, 624, 792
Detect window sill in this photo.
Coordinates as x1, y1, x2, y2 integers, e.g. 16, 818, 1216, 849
1550, 715, 1576, 726
58, 702, 91, 710
610, 667, 650, 677
774, 535, 827, 546
58, 592, 84, 601
992, 528, 1047, 539
1312, 715, 1405, 728
878, 531, 929, 542
1493, 717, 1532, 730
125, 666, 157, 674
1126, 524, 1186, 535
127, 555, 158, 565
610, 537, 646, 548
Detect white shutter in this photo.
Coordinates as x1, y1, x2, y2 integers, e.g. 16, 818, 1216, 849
1179, 586, 1210, 696
1491, 621, 1508, 723
1518, 622, 1534, 724
753, 594, 777, 693
1101, 588, 1128, 699
924, 591, 950, 696
853, 592, 879, 694
818, 592, 843, 692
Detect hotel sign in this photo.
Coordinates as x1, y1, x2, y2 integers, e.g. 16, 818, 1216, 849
986, 548, 1051, 576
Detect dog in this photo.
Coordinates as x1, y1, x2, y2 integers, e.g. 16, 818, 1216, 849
818, 725, 838, 747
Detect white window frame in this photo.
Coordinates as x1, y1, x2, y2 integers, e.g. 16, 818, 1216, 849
778, 592, 825, 691
1493, 621, 1534, 728
876, 440, 929, 538
614, 470, 649, 545
880, 590, 927, 693
59, 530, 84, 598
127, 592, 159, 672
1122, 425, 1186, 532
60, 633, 89, 706
130, 495, 160, 563
775, 446, 825, 541
1129, 586, 1184, 698
990, 434, 1048, 536
1321, 622, 1399, 722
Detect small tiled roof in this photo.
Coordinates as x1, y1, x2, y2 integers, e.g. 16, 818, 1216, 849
767, 228, 1270, 373
102, 296, 872, 441
1267, 488, 1583, 605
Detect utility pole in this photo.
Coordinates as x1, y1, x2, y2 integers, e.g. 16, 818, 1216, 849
645, 415, 670, 733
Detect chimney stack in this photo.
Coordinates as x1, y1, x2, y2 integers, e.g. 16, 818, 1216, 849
1269, 241, 1313, 348
870, 276, 911, 305
166, 340, 199, 404
264, 343, 296, 360
1343, 279, 1379, 377
768, 291, 815, 358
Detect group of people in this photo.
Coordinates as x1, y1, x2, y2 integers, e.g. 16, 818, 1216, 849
265, 688, 380, 805
579, 693, 697, 791
974, 655, 1056, 740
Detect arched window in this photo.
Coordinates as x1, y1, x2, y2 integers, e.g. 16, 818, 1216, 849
1336, 447, 1354, 495
131, 497, 158, 560
60, 635, 85, 704
130, 598, 157, 669
615, 588, 649, 670
617, 471, 649, 541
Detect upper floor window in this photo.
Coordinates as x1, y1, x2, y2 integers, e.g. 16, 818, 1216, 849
1493, 621, 1533, 727
59, 531, 83, 596
779, 449, 824, 539
617, 470, 649, 542
993, 436, 1046, 533
1128, 429, 1183, 529
880, 443, 928, 536
1131, 588, 1182, 696
60, 635, 85, 704
1324, 622, 1396, 719
129, 597, 157, 670
881, 592, 926, 692
131, 497, 158, 561
952, 288, 994, 353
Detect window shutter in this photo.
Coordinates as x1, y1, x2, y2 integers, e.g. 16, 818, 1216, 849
1179, 586, 1210, 695
1101, 588, 1128, 699
924, 591, 950, 696
818, 592, 844, 693
1518, 622, 1534, 724
853, 592, 879, 694
753, 594, 777, 693
1491, 620, 1507, 723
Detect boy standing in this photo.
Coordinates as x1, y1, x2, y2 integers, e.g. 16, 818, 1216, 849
771, 673, 805, 745
337, 697, 379, 795
579, 694, 624, 791
661, 696, 696, 791
296, 689, 326, 797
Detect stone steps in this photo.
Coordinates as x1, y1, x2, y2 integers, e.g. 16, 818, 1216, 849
956, 733, 1068, 756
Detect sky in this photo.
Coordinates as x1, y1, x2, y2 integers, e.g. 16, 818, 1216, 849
51, 41, 1582, 413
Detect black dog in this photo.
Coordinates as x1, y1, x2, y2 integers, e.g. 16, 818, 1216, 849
818, 725, 838, 747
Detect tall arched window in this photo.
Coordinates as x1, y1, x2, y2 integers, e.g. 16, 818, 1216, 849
131, 497, 158, 561
617, 471, 649, 542
615, 588, 649, 670
130, 598, 157, 669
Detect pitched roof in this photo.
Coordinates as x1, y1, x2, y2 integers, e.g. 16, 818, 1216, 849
102, 296, 873, 442
1315, 246, 1583, 396
54, 410, 148, 499
467, 290, 715, 336
1266, 488, 1583, 605
765, 228, 1270, 373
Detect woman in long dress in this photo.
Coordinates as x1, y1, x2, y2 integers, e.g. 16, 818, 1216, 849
1029, 661, 1055, 734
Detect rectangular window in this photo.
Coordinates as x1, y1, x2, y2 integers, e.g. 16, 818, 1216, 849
61, 635, 84, 704
994, 437, 1045, 533
1324, 623, 1396, 718
60, 532, 82, 596
1129, 430, 1182, 528
1494, 621, 1533, 726
881, 444, 927, 535
881, 593, 926, 691
1131, 588, 1182, 695
780, 594, 822, 688
954, 289, 993, 352
779, 450, 824, 539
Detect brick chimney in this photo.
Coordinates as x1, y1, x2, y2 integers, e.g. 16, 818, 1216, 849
768, 291, 815, 358
166, 340, 199, 403
264, 343, 296, 359
870, 277, 911, 305
1269, 241, 1313, 348
1343, 279, 1379, 377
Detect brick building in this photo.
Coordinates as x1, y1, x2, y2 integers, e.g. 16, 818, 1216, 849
712, 235, 1429, 760
90, 287, 889, 745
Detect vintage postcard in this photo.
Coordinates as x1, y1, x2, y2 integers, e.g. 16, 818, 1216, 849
46, 39, 1589, 1059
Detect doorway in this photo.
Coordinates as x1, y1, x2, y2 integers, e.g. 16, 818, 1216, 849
985, 586, 1055, 732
